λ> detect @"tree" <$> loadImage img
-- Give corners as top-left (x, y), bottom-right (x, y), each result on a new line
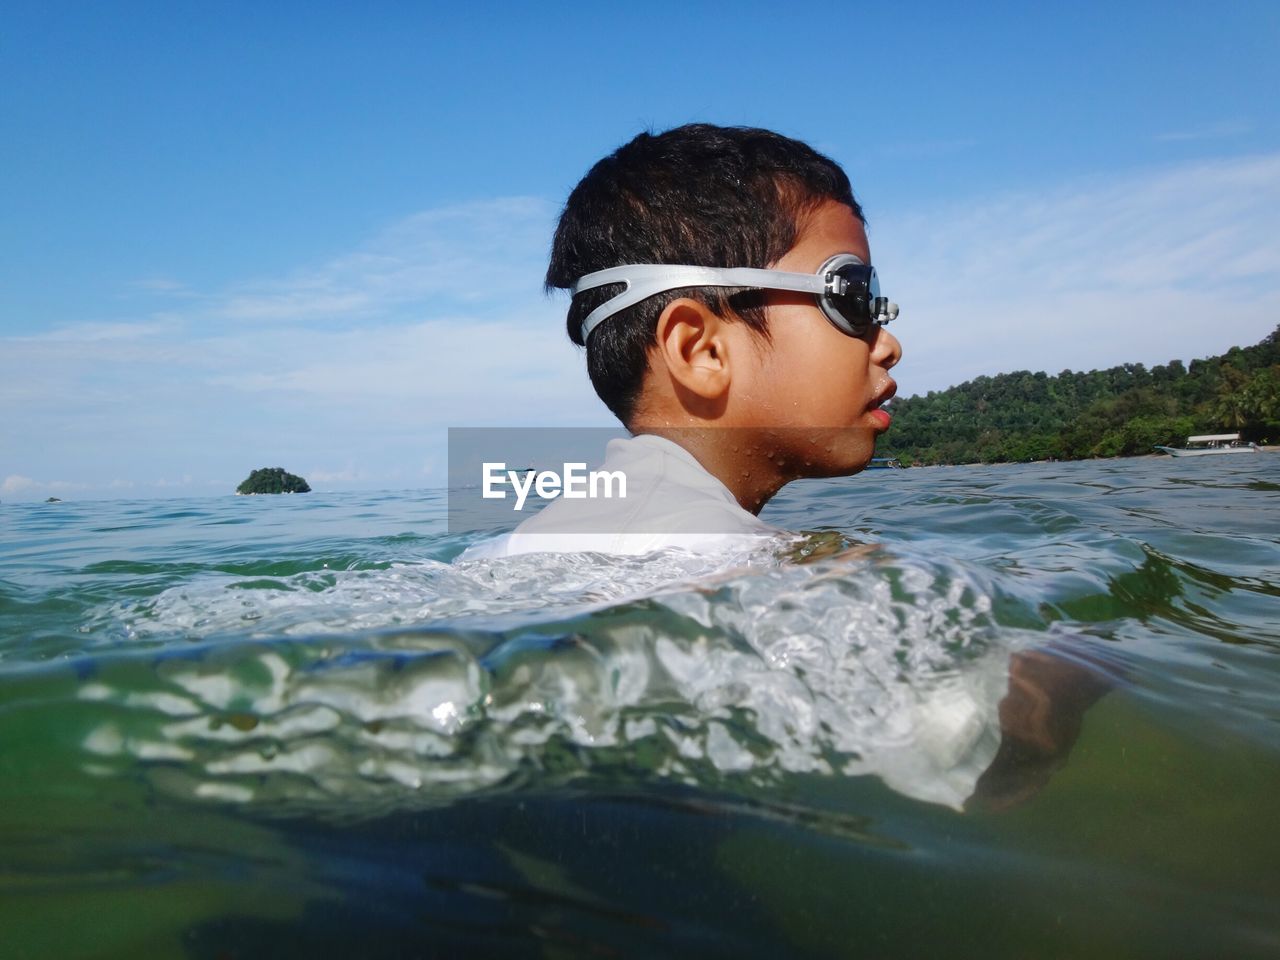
top-left (236, 467), bottom-right (311, 495)
top-left (1209, 367), bottom-right (1251, 431)
top-left (879, 326), bottom-right (1278, 464)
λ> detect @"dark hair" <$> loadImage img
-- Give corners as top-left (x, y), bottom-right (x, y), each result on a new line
top-left (546, 123), bottom-right (863, 425)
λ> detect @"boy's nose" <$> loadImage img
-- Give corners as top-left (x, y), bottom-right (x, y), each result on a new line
top-left (870, 327), bottom-right (902, 371)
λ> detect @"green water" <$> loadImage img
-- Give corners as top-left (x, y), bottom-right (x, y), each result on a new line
top-left (1, 456), bottom-right (1278, 958)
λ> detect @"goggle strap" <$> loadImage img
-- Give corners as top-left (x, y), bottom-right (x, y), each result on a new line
top-left (574, 265), bottom-right (826, 341)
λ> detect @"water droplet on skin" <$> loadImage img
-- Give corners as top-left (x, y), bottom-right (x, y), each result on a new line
top-left (227, 712), bottom-right (259, 732)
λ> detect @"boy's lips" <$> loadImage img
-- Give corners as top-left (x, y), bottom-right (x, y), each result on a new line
top-left (867, 379), bottom-right (897, 430)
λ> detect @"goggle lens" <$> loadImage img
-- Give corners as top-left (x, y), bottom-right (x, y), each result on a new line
top-left (821, 257), bottom-right (891, 336)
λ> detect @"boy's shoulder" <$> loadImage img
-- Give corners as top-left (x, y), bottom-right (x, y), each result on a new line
top-left (466, 434), bottom-right (777, 559)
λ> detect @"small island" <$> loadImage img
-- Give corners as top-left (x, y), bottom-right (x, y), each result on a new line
top-left (236, 467), bottom-right (311, 495)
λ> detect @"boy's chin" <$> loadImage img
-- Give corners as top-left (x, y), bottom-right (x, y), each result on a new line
top-left (664, 425), bottom-right (882, 478)
top-left (772, 426), bottom-right (881, 479)
top-left (788, 427), bottom-right (880, 478)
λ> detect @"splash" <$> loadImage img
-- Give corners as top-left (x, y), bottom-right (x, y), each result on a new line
top-left (76, 542), bottom-right (1027, 814)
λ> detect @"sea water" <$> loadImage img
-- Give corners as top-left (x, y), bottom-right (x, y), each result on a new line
top-left (1, 455), bottom-right (1278, 958)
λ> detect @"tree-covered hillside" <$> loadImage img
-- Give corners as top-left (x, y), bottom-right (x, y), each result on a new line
top-left (885, 326), bottom-right (1280, 465)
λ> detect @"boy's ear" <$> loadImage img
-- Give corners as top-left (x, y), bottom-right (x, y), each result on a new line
top-left (654, 298), bottom-right (732, 400)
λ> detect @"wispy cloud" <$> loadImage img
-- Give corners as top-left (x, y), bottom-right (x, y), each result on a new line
top-left (0, 196), bottom-right (598, 497)
top-left (12, 318), bottom-right (182, 343)
top-left (1154, 119), bottom-right (1253, 143)
top-left (1, 474), bottom-right (89, 496)
top-left (213, 197), bottom-right (555, 324)
top-left (307, 465), bottom-right (375, 485)
top-left (203, 314), bottom-right (586, 410)
top-left (127, 276), bottom-right (197, 296)
top-left (874, 152), bottom-right (1280, 394)
top-left (1, 475), bottom-right (37, 496)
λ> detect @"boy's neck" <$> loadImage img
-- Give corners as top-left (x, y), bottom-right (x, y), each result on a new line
top-left (633, 425), bottom-right (790, 515)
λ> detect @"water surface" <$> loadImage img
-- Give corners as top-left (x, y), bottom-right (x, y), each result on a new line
top-left (2, 455), bottom-right (1278, 958)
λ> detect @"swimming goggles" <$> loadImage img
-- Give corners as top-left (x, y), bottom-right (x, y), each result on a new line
top-left (571, 253), bottom-right (899, 342)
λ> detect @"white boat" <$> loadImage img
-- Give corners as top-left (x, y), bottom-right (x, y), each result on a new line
top-left (1154, 433), bottom-right (1260, 457)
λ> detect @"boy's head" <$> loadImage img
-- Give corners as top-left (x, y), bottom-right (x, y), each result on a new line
top-left (547, 124), bottom-right (866, 425)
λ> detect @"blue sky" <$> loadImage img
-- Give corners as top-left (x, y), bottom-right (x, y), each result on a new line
top-left (2, 1), bottom-right (1278, 499)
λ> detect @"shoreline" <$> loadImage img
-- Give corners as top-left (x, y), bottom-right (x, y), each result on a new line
top-left (896, 446), bottom-right (1275, 469)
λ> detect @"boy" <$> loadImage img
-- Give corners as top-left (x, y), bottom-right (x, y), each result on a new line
top-left (465, 125), bottom-right (1104, 811)
top-left (475, 123), bottom-right (902, 557)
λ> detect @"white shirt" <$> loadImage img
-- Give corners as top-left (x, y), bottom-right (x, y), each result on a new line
top-left (463, 433), bottom-right (779, 558)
